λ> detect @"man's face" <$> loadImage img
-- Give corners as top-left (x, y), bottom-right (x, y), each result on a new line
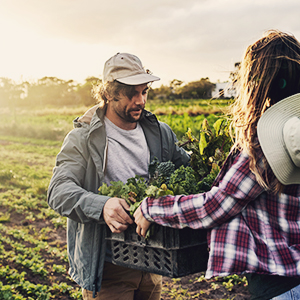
top-left (107, 83), bottom-right (149, 126)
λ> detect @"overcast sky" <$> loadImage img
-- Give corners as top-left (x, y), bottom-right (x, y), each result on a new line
top-left (1, 0), bottom-right (300, 87)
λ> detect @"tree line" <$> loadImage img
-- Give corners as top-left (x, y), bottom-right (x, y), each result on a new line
top-left (0, 76), bottom-right (223, 108)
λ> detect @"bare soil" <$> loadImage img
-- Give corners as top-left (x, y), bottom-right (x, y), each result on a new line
top-left (162, 273), bottom-right (251, 299)
top-left (2, 207), bottom-right (251, 299)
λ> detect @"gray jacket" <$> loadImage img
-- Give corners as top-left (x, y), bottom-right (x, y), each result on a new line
top-left (47, 107), bottom-right (190, 295)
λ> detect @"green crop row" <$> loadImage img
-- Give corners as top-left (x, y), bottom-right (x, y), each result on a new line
top-left (0, 133), bottom-right (79, 299)
top-left (0, 105), bottom-right (250, 299)
top-left (0, 215), bottom-right (79, 299)
top-left (0, 100), bottom-right (229, 141)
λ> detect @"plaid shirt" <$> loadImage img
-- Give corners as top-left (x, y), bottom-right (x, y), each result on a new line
top-left (141, 148), bottom-right (300, 279)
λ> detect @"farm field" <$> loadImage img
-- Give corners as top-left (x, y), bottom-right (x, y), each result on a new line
top-left (0, 101), bottom-right (251, 299)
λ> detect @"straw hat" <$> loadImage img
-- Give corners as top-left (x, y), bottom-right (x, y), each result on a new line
top-left (257, 93), bottom-right (300, 185)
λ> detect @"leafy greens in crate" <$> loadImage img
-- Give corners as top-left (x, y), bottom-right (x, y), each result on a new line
top-left (98, 118), bottom-right (233, 217)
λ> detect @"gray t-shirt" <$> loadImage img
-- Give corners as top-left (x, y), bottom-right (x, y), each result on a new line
top-left (103, 116), bottom-right (150, 184)
top-left (103, 117), bottom-right (150, 262)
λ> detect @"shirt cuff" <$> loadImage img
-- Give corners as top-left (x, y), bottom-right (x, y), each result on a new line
top-left (140, 197), bottom-right (155, 222)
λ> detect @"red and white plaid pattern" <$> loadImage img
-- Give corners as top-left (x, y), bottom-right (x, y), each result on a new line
top-left (141, 149), bottom-right (300, 279)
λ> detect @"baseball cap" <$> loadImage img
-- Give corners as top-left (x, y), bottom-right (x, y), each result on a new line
top-left (103, 53), bottom-right (160, 85)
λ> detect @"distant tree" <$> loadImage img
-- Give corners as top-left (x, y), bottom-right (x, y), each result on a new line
top-left (76, 76), bottom-right (101, 106)
top-left (26, 77), bottom-right (79, 106)
top-left (178, 78), bottom-right (215, 99)
top-left (0, 78), bottom-right (24, 108)
top-left (149, 79), bottom-right (184, 100)
top-left (229, 62), bottom-right (241, 83)
top-left (151, 84), bottom-right (172, 100)
top-left (170, 79), bottom-right (183, 98)
top-left (147, 87), bottom-right (156, 100)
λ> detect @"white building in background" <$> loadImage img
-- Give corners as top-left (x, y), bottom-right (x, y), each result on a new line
top-left (212, 82), bottom-right (237, 98)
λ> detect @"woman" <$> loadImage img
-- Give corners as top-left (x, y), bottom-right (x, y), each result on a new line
top-left (134, 30), bottom-right (300, 300)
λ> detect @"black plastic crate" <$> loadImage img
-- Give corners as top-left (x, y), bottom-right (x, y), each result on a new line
top-left (106, 224), bottom-right (209, 277)
top-left (107, 224), bottom-right (207, 250)
top-left (109, 240), bottom-right (209, 278)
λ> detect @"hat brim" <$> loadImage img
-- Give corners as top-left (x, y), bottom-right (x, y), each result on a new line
top-left (116, 73), bottom-right (160, 85)
top-left (257, 93), bottom-right (300, 185)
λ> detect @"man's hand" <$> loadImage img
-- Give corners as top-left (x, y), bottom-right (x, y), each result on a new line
top-left (134, 206), bottom-right (152, 237)
top-left (103, 197), bottom-right (133, 233)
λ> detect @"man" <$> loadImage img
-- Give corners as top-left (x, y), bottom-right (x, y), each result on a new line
top-left (47, 52), bottom-right (190, 299)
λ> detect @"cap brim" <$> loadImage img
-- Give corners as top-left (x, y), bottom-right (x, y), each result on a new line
top-left (116, 73), bottom-right (160, 85)
top-left (257, 93), bottom-right (300, 185)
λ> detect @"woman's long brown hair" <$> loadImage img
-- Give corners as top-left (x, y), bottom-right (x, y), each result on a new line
top-left (230, 30), bottom-right (300, 192)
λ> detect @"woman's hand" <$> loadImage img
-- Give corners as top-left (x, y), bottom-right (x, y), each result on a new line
top-left (134, 206), bottom-right (152, 237)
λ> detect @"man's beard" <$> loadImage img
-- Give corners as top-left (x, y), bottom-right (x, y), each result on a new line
top-left (118, 107), bottom-right (145, 123)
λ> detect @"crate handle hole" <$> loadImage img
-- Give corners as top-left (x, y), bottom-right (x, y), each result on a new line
top-left (164, 258), bottom-right (171, 265)
top-left (153, 249), bottom-right (160, 255)
top-left (154, 262), bottom-right (161, 269)
top-left (163, 250), bottom-right (171, 257)
top-left (164, 264), bottom-right (171, 272)
top-left (154, 255), bottom-right (160, 262)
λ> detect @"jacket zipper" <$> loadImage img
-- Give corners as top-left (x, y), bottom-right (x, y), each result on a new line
top-left (92, 282), bottom-right (97, 298)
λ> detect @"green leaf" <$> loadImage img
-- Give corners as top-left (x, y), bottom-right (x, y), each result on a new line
top-left (213, 119), bottom-right (223, 136)
top-left (129, 202), bottom-right (141, 215)
top-left (145, 185), bottom-right (159, 197)
top-left (156, 188), bottom-right (173, 197)
top-left (199, 132), bottom-right (207, 155)
top-left (98, 183), bottom-right (110, 195)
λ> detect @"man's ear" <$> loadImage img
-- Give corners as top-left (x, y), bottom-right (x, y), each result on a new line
top-left (105, 92), bottom-right (114, 102)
